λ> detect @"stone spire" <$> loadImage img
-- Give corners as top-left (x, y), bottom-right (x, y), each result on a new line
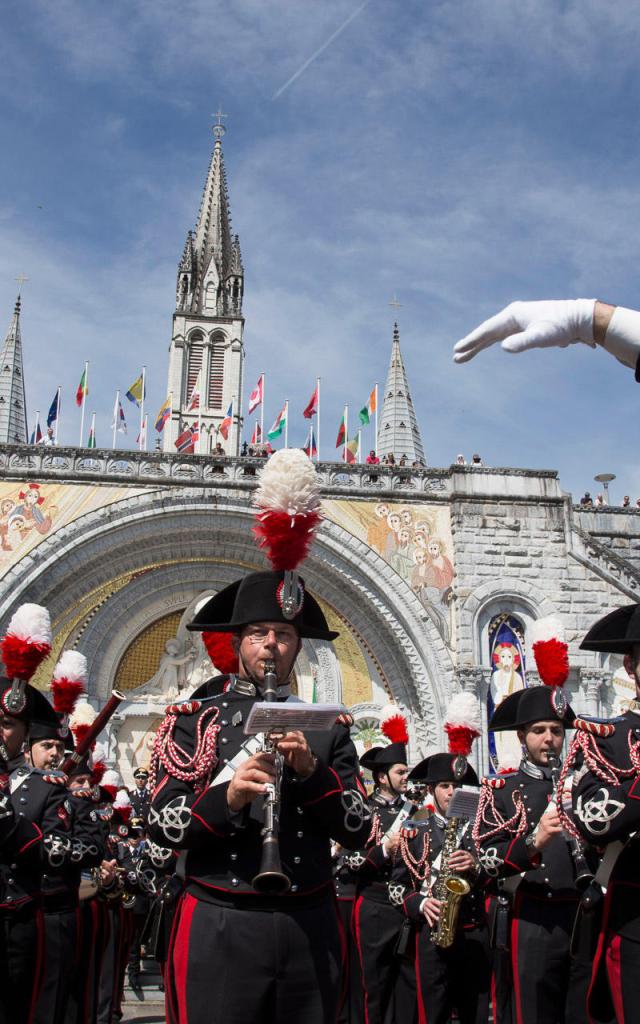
top-left (175, 121), bottom-right (243, 317)
top-left (377, 322), bottom-right (425, 464)
top-left (0, 295), bottom-right (28, 445)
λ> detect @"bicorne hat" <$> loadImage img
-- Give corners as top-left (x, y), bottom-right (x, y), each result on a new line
top-left (360, 707), bottom-right (409, 771)
top-left (580, 604), bottom-right (640, 655)
top-left (409, 753), bottom-right (479, 786)
top-left (489, 686), bottom-right (575, 731)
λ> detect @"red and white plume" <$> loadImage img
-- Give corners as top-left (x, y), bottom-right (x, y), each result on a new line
top-left (69, 699), bottom-right (96, 748)
top-left (444, 692), bottom-right (481, 756)
top-left (202, 632), bottom-right (239, 676)
top-left (530, 616), bottom-right (569, 689)
top-left (91, 760), bottom-right (107, 786)
top-left (101, 769), bottom-right (121, 801)
top-left (51, 651), bottom-right (87, 717)
top-left (380, 704), bottom-right (409, 746)
top-left (252, 449), bottom-right (322, 571)
top-left (1, 603), bottom-right (52, 680)
top-left (497, 749), bottom-right (521, 775)
top-left (113, 789), bottom-right (132, 824)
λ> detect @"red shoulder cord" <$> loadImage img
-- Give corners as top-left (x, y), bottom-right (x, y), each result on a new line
top-left (471, 783), bottom-right (528, 848)
top-left (150, 704), bottom-right (221, 793)
top-left (557, 728), bottom-right (640, 841)
top-left (398, 829), bottom-right (431, 886)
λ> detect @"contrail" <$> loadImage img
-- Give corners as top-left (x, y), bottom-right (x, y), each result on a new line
top-left (273, 0), bottom-right (372, 100)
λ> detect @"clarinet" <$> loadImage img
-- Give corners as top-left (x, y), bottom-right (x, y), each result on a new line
top-left (547, 753), bottom-right (594, 892)
top-left (251, 659), bottom-right (291, 894)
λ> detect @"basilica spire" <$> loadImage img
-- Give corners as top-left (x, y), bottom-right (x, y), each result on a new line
top-left (377, 322), bottom-right (426, 465)
top-left (176, 112), bottom-right (243, 317)
top-left (0, 294), bottom-right (28, 445)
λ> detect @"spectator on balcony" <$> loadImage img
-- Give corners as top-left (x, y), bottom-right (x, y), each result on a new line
top-left (214, 442), bottom-right (225, 457)
top-left (623, 495), bottom-right (631, 507)
top-left (471, 453), bottom-right (484, 466)
top-left (455, 453), bottom-right (466, 465)
top-left (580, 492), bottom-right (593, 506)
top-left (366, 450), bottom-right (380, 465)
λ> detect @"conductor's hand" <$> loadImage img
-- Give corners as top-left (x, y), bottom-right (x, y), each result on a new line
top-left (422, 897), bottom-right (443, 928)
top-left (453, 299), bottom-right (596, 363)
top-left (448, 849), bottom-right (476, 873)
top-left (100, 859), bottom-right (118, 885)
top-left (274, 731), bottom-right (317, 779)
top-left (227, 752), bottom-right (276, 812)
top-left (533, 808), bottom-right (563, 851)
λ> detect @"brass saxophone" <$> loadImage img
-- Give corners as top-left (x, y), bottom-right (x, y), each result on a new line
top-left (431, 817), bottom-right (471, 949)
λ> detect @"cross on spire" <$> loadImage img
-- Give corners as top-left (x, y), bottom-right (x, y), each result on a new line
top-left (389, 293), bottom-right (402, 313)
top-left (15, 273), bottom-right (29, 292)
top-left (212, 106), bottom-right (228, 140)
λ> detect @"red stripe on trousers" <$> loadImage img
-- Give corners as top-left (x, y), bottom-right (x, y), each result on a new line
top-left (333, 896), bottom-right (348, 1018)
top-left (172, 892), bottom-right (198, 1024)
top-left (27, 908), bottom-right (45, 1024)
top-left (605, 933), bottom-right (625, 1024)
top-left (415, 930), bottom-right (427, 1024)
top-left (353, 895), bottom-right (371, 1024)
top-left (510, 892), bottom-right (523, 1024)
top-left (586, 881), bottom-right (613, 1024)
top-left (165, 892), bottom-right (187, 1024)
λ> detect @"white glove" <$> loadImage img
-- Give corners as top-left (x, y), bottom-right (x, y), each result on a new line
top-left (453, 299), bottom-right (596, 363)
top-left (601, 306), bottom-right (640, 370)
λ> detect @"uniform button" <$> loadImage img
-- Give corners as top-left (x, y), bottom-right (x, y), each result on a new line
top-left (291, 885), bottom-right (298, 892)
top-left (544, 878), bottom-right (550, 883)
top-left (294, 857), bottom-right (301, 865)
top-left (19, 798), bottom-right (27, 805)
top-left (547, 893), bottom-right (552, 899)
top-left (221, 720), bottom-right (228, 727)
top-left (221, 738), bottom-right (228, 745)
top-left (42, 874), bottom-right (48, 881)
top-left (8, 878), bottom-right (14, 885)
top-left (230, 854), bottom-right (237, 862)
top-left (297, 807), bottom-right (303, 815)
top-left (231, 878), bottom-right (239, 887)
top-left (10, 864), bottom-right (16, 870)
top-left (6, 896), bottom-right (12, 903)
top-left (18, 812), bottom-right (24, 817)
top-left (297, 831), bottom-right (304, 839)
top-left (222, 702), bottom-right (228, 709)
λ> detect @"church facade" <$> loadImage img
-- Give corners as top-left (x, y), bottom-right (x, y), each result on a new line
top-left (0, 127), bottom-right (638, 783)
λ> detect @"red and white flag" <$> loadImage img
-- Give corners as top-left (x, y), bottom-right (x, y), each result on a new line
top-left (251, 422), bottom-right (262, 444)
top-left (219, 401), bottom-right (233, 441)
top-left (248, 375), bottom-right (263, 415)
top-left (186, 368), bottom-right (202, 413)
top-left (303, 383), bottom-right (319, 419)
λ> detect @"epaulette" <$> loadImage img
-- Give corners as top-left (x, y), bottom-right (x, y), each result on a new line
top-left (42, 772), bottom-right (69, 786)
top-left (336, 712), bottom-right (354, 727)
top-left (165, 700), bottom-right (202, 715)
top-left (481, 776), bottom-right (505, 789)
top-left (573, 717), bottom-right (616, 738)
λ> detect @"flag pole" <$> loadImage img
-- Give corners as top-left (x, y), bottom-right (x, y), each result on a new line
top-left (374, 382), bottom-right (378, 455)
top-left (344, 404), bottom-right (348, 463)
top-left (316, 377), bottom-right (321, 463)
top-left (167, 391), bottom-right (173, 450)
top-left (79, 361), bottom-right (89, 448)
top-left (139, 367), bottom-right (146, 452)
top-left (112, 390), bottom-right (120, 450)
top-left (32, 410), bottom-right (40, 444)
top-left (144, 414), bottom-right (148, 452)
top-left (54, 386), bottom-right (61, 445)
top-left (260, 372), bottom-right (265, 444)
top-left (284, 400), bottom-right (289, 449)
top-left (358, 429), bottom-right (362, 463)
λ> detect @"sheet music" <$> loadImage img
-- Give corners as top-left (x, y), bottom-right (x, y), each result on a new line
top-left (243, 702), bottom-right (346, 736)
top-left (446, 785), bottom-right (480, 821)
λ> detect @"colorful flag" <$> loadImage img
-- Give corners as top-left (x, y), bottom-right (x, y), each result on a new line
top-left (47, 391), bottom-right (59, 428)
top-left (303, 424), bottom-right (317, 459)
top-left (267, 403), bottom-right (287, 441)
top-left (126, 372), bottom-right (145, 407)
top-left (219, 401), bottom-right (233, 441)
top-left (112, 398), bottom-right (127, 435)
top-left (344, 436), bottom-right (358, 464)
top-left (359, 386), bottom-right (377, 426)
top-left (155, 396), bottom-right (171, 433)
top-left (248, 375), bottom-right (263, 415)
top-left (303, 383), bottom-right (319, 419)
top-left (87, 424), bottom-right (96, 449)
top-left (175, 424), bottom-right (197, 454)
top-left (251, 422), bottom-right (262, 445)
top-left (335, 413), bottom-right (346, 448)
top-left (75, 367), bottom-right (88, 407)
top-left (186, 368), bottom-right (202, 413)
top-left (29, 422), bottom-right (43, 445)
top-left (136, 415), bottom-right (147, 449)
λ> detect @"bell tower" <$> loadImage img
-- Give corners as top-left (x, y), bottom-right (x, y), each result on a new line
top-left (165, 113), bottom-right (244, 454)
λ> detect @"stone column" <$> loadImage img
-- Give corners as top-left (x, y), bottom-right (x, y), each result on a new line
top-left (579, 669), bottom-right (609, 717)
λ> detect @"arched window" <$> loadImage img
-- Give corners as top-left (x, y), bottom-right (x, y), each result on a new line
top-left (208, 333), bottom-right (225, 409)
top-left (204, 282), bottom-right (216, 311)
top-left (487, 612), bottom-right (527, 773)
top-left (187, 331), bottom-right (204, 405)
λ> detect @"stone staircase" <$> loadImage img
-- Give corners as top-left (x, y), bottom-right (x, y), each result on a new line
top-left (122, 955), bottom-right (165, 1022)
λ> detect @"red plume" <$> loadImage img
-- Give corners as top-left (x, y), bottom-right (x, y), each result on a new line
top-left (51, 651), bottom-right (87, 715)
top-left (444, 693), bottom-right (481, 757)
top-left (71, 723), bottom-right (92, 746)
top-left (532, 638), bottom-right (569, 688)
top-left (444, 724), bottom-right (477, 756)
top-left (253, 509), bottom-right (321, 571)
top-left (252, 449), bottom-right (323, 571)
top-left (202, 632), bottom-right (239, 675)
top-left (380, 707), bottom-right (409, 745)
top-left (1, 604), bottom-right (52, 680)
top-left (91, 760), bottom-right (107, 785)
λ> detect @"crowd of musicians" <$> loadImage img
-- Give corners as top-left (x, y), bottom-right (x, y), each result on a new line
top-left (3, 448), bottom-right (640, 1023)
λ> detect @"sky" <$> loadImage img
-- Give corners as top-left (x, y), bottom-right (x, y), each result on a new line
top-left (2, 0), bottom-right (640, 502)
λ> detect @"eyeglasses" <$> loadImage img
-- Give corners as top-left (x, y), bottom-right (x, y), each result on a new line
top-left (244, 627), bottom-right (297, 647)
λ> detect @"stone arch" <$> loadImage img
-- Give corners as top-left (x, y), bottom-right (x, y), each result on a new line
top-left (0, 488), bottom-right (455, 755)
top-left (460, 577), bottom-right (558, 665)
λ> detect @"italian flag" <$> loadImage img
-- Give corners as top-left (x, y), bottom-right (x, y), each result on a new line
top-left (359, 385), bottom-right (377, 426)
top-left (87, 414), bottom-right (96, 449)
top-left (76, 367), bottom-right (88, 407)
top-left (335, 412), bottom-right (346, 448)
top-left (267, 402), bottom-right (287, 441)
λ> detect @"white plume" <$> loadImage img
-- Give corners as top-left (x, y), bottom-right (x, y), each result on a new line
top-left (69, 699), bottom-right (96, 730)
top-left (445, 692), bottom-right (482, 732)
top-left (530, 616), bottom-right (565, 645)
top-left (101, 769), bottom-right (121, 789)
top-left (6, 603), bottom-right (51, 645)
top-left (254, 449), bottom-right (321, 516)
top-left (498, 749), bottom-right (522, 772)
top-left (380, 703), bottom-right (405, 724)
top-left (53, 650), bottom-right (88, 684)
top-left (114, 789), bottom-right (131, 809)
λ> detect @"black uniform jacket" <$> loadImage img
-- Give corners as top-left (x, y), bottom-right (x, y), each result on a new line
top-left (0, 763), bottom-right (74, 910)
top-left (391, 812), bottom-right (486, 930)
top-left (148, 677), bottom-right (371, 903)
top-left (130, 788), bottom-right (151, 821)
top-left (570, 710), bottom-right (640, 939)
top-left (40, 788), bottom-right (107, 912)
top-left (343, 792), bottom-right (417, 905)
top-left (474, 761), bottom-right (581, 898)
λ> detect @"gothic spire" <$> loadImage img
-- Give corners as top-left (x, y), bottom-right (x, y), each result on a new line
top-left (176, 119), bottom-right (243, 317)
top-left (377, 322), bottom-right (426, 465)
top-left (0, 295), bottom-right (28, 444)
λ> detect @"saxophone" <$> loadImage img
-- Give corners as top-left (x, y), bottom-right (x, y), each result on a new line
top-left (431, 817), bottom-right (471, 949)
